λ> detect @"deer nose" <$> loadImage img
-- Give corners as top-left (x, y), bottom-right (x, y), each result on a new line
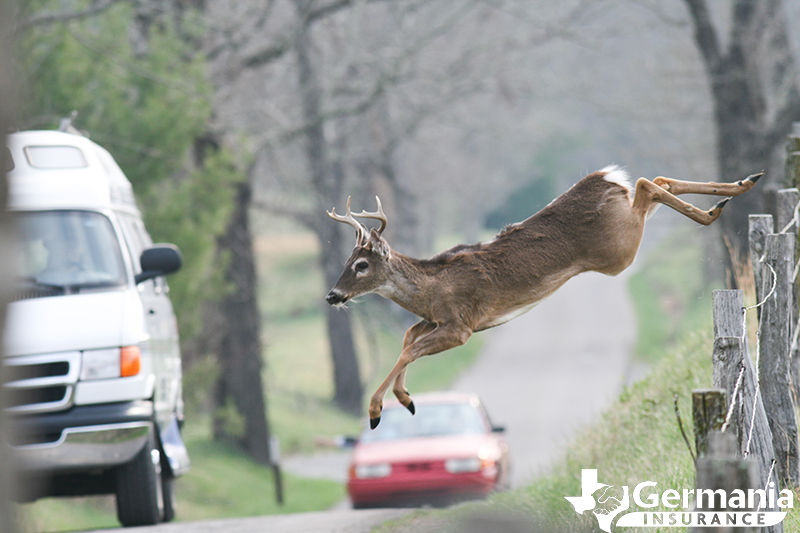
top-left (326, 289), bottom-right (347, 305)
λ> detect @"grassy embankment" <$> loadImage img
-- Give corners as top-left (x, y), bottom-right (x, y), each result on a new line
top-left (16, 226), bottom-right (483, 531)
top-left (375, 227), bottom-right (800, 532)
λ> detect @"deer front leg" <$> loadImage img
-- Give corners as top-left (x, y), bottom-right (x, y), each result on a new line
top-left (391, 320), bottom-right (437, 415)
top-left (369, 322), bottom-right (472, 429)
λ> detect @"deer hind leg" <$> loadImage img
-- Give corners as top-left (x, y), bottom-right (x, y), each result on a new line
top-left (391, 321), bottom-right (437, 416)
top-left (632, 173), bottom-right (760, 226)
top-left (652, 172), bottom-right (762, 197)
top-left (369, 322), bottom-right (471, 429)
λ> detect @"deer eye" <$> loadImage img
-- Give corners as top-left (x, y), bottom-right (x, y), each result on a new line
top-left (354, 260), bottom-right (369, 274)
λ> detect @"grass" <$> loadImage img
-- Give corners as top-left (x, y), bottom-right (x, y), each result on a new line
top-left (627, 228), bottom-right (715, 363)
top-left (16, 420), bottom-right (345, 532)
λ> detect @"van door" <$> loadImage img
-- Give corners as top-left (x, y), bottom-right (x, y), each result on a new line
top-left (116, 213), bottom-right (182, 429)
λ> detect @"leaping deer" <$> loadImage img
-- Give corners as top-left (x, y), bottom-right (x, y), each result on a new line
top-left (326, 166), bottom-right (761, 428)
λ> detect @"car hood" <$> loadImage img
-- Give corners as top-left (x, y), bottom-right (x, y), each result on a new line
top-left (352, 433), bottom-right (501, 464)
top-left (3, 290), bottom-right (146, 356)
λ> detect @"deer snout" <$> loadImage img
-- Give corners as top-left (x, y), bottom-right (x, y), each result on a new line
top-left (326, 289), bottom-right (349, 306)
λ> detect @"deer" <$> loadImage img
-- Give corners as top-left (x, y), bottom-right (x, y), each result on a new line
top-left (325, 166), bottom-right (762, 429)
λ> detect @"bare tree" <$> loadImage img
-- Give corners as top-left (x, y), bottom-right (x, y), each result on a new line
top-left (211, 178), bottom-right (273, 462)
top-left (683, 0), bottom-right (800, 265)
top-left (206, 0), bottom-right (505, 414)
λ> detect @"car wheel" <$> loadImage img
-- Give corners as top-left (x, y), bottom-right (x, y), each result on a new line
top-left (115, 428), bottom-right (163, 527)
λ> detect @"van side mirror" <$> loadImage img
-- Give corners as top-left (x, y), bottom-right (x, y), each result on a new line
top-left (135, 244), bottom-right (182, 284)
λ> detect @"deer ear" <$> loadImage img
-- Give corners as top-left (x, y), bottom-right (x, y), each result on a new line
top-left (367, 228), bottom-right (390, 257)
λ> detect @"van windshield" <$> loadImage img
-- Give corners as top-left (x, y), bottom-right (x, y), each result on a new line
top-left (15, 211), bottom-right (126, 294)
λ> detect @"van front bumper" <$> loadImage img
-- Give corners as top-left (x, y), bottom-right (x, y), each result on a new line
top-left (9, 400), bottom-right (153, 472)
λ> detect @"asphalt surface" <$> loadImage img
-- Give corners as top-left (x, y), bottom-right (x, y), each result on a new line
top-left (88, 509), bottom-right (410, 533)
top-left (451, 269), bottom-right (639, 487)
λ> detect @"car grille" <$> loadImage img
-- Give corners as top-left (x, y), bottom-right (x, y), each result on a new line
top-left (401, 462), bottom-right (436, 473)
top-left (3, 352), bottom-right (80, 414)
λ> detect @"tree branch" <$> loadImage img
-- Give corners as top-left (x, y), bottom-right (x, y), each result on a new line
top-left (251, 199), bottom-right (316, 230)
top-left (16, 0), bottom-right (131, 31)
top-left (682, 0), bottom-right (722, 74)
top-left (237, 0), bottom-right (394, 71)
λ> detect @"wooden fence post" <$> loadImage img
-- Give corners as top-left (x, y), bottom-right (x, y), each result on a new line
top-left (784, 130), bottom-right (800, 406)
top-left (711, 290), bottom-right (775, 491)
top-left (749, 215), bottom-right (773, 319)
top-left (692, 389), bottom-right (727, 457)
top-left (693, 431), bottom-right (760, 533)
top-left (760, 233), bottom-right (800, 488)
top-left (785, 124), bottom-right (800, 192)
top-left (775, 189), bottom-right (798, 233)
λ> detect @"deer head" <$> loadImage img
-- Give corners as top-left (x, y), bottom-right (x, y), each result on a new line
top-left (325, 196), bottom-right (391, 306)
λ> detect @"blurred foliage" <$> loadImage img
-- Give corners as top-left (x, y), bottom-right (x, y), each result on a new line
top-left (484, 134), bottom-right (585, 230)
top-left (16, 0), bottom-right (240, 350)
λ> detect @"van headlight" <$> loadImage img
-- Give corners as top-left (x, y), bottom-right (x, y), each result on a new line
top-left (354, 463), bottom-right (392, 479)
top-left (445, 457), bottom-right (483, 474)
top-left (81, 346), bottom-right (141, 380)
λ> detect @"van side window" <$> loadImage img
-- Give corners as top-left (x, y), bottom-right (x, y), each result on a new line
top-left (118, 213), bottom-right (167, 292)
top-left (117, 214), bottom-right (152, 275)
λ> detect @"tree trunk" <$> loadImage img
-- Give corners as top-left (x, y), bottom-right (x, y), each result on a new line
top-left (684, 0), bottom-right (800, 276)
top-left (295, 3), bottom-right (364, 415)
top-left (212, 181), bottom-right (272, 464)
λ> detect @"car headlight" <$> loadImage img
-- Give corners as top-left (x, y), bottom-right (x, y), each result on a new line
top-left (354, 463), bottom-right (392, 479)
top-left (80, 346), bottom-right (141, 380)
top-left (445, 457), bottom-right (483, 474)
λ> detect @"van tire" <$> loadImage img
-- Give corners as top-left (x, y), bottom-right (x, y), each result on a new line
top-left (115, 428), bottom-right (163, 527)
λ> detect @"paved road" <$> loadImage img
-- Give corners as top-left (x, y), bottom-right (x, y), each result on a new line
top-left (88, 509), bottom-right (410, 533)
top-left (451, 270), bottom-right (638, 488)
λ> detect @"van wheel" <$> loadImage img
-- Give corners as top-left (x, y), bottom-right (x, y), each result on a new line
top-left (115, 429), bottom-right (163, 527)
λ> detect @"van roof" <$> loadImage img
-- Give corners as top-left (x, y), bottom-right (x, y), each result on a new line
top-left (5, 130), bottom-right (139, 213)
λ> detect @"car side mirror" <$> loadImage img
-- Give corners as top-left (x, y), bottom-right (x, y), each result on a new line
top-left (491, 425), bottom-right (506, 434)
top-left (341, 436), bottom-right (358, 448)
top-left (135, 244), bottom-right (182, 284)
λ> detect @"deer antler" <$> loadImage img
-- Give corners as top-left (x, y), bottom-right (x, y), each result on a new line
top-left (327, 196), bottom-right (368, 245)
top-left (352, 196), bottom-right (387, 235)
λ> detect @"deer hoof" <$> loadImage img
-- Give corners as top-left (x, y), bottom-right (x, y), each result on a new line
top-left (370, 416), bottom-right (381, 430)
top-left (711, 197), bottom-right (731, 213)
top-left (406, 400), bottom-right (416, 415)
top-left (744, 172), bottom-right (764, 184)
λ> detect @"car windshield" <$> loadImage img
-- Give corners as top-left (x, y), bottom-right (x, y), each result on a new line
top-left (15, 210), bottom-right (126, 292)
top-left (360, 402), bottom-right (487, 443)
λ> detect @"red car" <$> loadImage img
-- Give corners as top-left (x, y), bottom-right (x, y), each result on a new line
top-left (347, 392), bottom-right (511, 508)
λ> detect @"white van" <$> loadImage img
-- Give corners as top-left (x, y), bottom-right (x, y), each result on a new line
top-left (2, 130), bottom-right (189, 526)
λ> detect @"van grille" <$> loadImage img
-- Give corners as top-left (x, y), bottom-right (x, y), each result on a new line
top-left (7, 385), bottom-right (69, 408)
top-left (3, 352), bottom-right (80, 414)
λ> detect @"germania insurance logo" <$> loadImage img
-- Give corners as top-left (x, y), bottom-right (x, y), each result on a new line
top-left (565, 469), bottom-right (793, 532)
